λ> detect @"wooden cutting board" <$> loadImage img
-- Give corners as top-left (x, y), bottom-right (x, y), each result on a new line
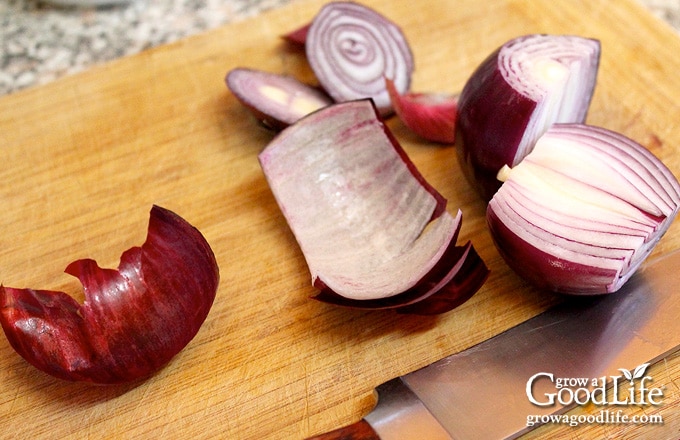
top-left (2, 0), bottom-right (680, 438)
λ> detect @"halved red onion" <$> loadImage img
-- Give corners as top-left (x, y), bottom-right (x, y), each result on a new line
top-left (305, 1), bottom-right (414, 116)
top-left (259, 99), bottom-right (488, 314)
top-left (487, 124), bottom-right (680, 295)
top-left (385, 77), bottom-right (458, 144)
top-left (457, 34), bottom-right (601, 200)
top-left (226, 67), bottom-right (333, 130)
top-left (0, 206), bottom-right (219, 384)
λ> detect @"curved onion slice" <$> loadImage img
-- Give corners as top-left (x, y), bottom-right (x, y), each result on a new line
top-left (259, 99), bottom-right (488, 314)
top-left (305, 1), bottom-right (414, 116)
top-left (457, 34), bottom-right (600, 200)
top-left (487, 124), bottom-right (680, 295)
top-left (0, 206), bottom-right (219, 384)
top-left (226, 68), bottom-right (333, 130)
top-left (385, 77), bottom-right (458, 144)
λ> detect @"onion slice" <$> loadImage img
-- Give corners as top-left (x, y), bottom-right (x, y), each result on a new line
top-left (487, 124), bottom-right (680, 295)
top-left (305, 1), bottom-right (414, 116)
top-left (385, 77), bottom-right (458, 144)
top-left (0, 206), bottom-right (220, 384)
top-left (226, 67), bottom-right (333, 130)
top-left (457, 34), bottom-right (601, 200)
top-left (259, 99), bottom-right (488, 313)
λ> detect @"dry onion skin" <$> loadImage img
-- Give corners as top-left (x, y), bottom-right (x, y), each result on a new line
top-left (488, 124), bottom-right (680, 295)
top-left (305, 1), bottom-right (414, 116)
top-left (457, 34), bottom-right (601, 200)
top-left (259, 99), bottom-right (488, 314)
top-left (0, 206), bottom-right (219, 384)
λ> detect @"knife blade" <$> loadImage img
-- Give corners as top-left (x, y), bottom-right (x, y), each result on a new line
top-left (308, 250), bottom-right (680, 440)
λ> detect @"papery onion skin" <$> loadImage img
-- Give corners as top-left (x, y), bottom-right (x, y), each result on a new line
top-left (0, 206), bottom-right (219, 384)
top-left (305, 1), bottom-right (414, 116)
top-left (385, 77), bottom-right (458, 144)
top-left (487, 124), bottom-right (680, 295)
top-left (259, 99), bottom-right (487, 313)
top-left (226, 67), bottom-right (333, 130)
top-left (457, 34), bottom-right (600, 201)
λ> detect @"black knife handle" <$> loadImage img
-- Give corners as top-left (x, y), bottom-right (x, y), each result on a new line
top-left (306, 419), bottom-right (380, 440)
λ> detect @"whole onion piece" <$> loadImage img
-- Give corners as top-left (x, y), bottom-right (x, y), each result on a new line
top-left (487, 124), bottom-right (680, 295)
top-left (0, 206), bottom-right (219, 384)
top-left (259, 99), bottom-right (488, 314)
top-left (457, 34), bottom-right (600, 200)
top-left (305, 1), bottom-right (414, 116)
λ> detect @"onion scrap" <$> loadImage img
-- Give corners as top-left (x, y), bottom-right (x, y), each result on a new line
top-left (259, 99), bottom-right (488, 314)
top-left (0, 206), bottom-right (219, 384)
top-left (385, 77), bottom-right (458, 144)
top-left (226, 68), bottom-right (333, 130)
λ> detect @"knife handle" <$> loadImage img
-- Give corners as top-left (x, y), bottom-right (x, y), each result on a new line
top-left (306, 419), bottom-right (380, 440)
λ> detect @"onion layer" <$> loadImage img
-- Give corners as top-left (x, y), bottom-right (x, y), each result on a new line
top-left (487, 124), bottom-right (680, 295)
top-left (0, 206), bottom-right (219, 384)
top-left (259, 99), bottom-right (488, 314)
top-left (457, 34), bottom-right (600, 200)
top-left (226, 67), bottom-right (333, 130)
top-left (385, 77), bottom-right (458, 144)
top-left (305, 1), bottom-right (414, 116)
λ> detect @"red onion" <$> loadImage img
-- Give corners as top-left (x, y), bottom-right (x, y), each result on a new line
top-left (282, 24), bottom-right (309, 47)
top-left (0, 206), bottom-right (219, 384)
top-left (259, 99), bottom-right (488, 314)
top-left (385, 77), bottom-right (458, 144)
top-left (305, 1), bottom-right (414, 116)
top-left (226, 68), bottom-right (333, 130)
top-left (457, 34), bottom-right (601, 200)
top-left (487, 124), bottom-right (680, 295)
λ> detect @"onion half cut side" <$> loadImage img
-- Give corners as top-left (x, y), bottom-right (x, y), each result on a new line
top-left (457, 34), bottom-right (601, 200)
top-left (305, 1), bottom-right (414, 116)
top-left (0, 206), bottom-right (220, 384)
top-left (259, 99), bottom-right (488, 314)
top-left (226, 68), bottom-right (333, 130)
top-left (487, 124), bottom-right (680, 295)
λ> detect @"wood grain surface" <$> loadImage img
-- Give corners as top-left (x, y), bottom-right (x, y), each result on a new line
top-left (1, 0), bottom-right (680, 438)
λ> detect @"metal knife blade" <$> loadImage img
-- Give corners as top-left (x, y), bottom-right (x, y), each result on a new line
top-left (308, 250), bottom-right (680, 440)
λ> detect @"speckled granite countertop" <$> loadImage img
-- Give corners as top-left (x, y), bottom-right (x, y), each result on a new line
top-left (1, 0), bottom-right (679, 96)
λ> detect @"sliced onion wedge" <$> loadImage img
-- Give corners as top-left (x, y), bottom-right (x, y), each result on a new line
top-left (259, 99), bottom-right (488, 314)
top-left (457, 34), bottom-right (601, 200)
top-left (305, 1), bottom-right (414, 116)
top-left (487, 124), bottom-right (680, 295)
top-left (0, 206), bottom-right (219, 384)
top-left (226, 67), bottom-right (333, 130)
top-left (385, 77), bottom-right (458, 144)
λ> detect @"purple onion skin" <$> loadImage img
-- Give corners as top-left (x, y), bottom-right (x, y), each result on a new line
top-left (313, 241), bottom-right (489, 314)
top-left (0, 206), bottom-right (219, 384)
top-left (487, 207), bottom-right (617, 295)
top-left (456, 47), bottom-right (537, 201)
top-left (395, 243), bottom-right (489, 315)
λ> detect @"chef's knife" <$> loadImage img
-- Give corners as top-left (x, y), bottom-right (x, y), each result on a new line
top-left (308, 250), bottom-right (680, 439)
